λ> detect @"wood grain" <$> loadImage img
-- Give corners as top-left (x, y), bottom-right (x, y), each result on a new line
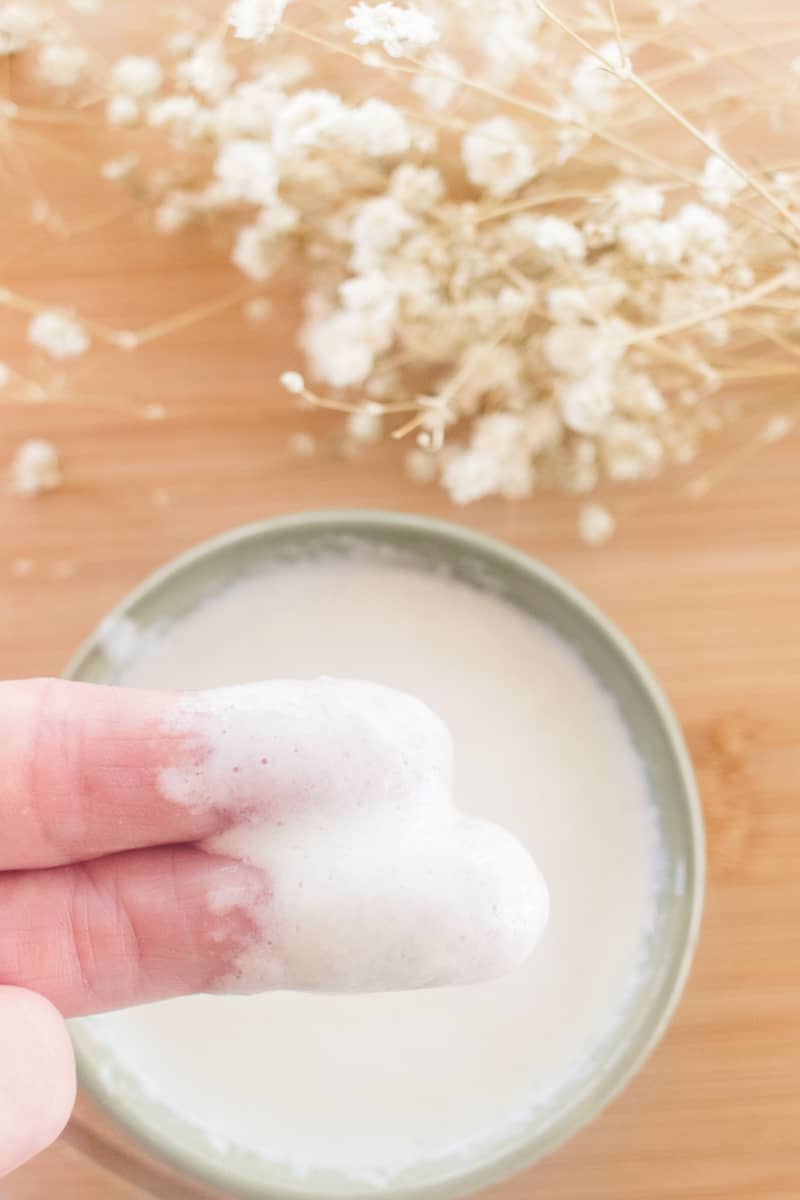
top-left (2, 12), bottom-right (800, 1199)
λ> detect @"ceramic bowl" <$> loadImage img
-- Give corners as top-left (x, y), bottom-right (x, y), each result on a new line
top-left (66, 510), bottom-right (704, 1200)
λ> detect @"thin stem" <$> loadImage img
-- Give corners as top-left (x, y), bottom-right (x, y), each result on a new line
top-left (644, 26), bottom-right (800, 88)
top-left (607, 0), bottom-right (625, 64)
top-left (536, 0), bottom-right (800, 241)
top-left (632, 73), bottom-right (800, 238)
top-left (684, 428), bottom-right (790, 499)
top-left (474, 188), bottom-right (604, 226)
top-left (130, 284), bottom-right (259, 347)
top-left (625, 269), bottom-right (794, 347)
top-left (0, 287), bottom-right (122, 341)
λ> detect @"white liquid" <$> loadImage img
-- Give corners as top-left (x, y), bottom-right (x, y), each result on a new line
top-left (84, 556), bottom-right (657, 1180)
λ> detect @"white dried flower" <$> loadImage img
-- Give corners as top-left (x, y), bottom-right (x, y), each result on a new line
top-left (544, 324), bottom-right (608, 376)
top-left (405, 447), bottom-right (438, 483)
top-left (211, 77), bottom-right (283, 140)
top-left (28, 309), bottom-right (90, 359)
top-left (525, 405), bottom-right (562, 452)
top-left (411, 125), bottom-right (439, 155)
top-left (658, 280), bottom-right (729, 326)
top-left (100, 153), bottom-right (138, 180)
top-left (528, 215), bottom-right (585, 262)
top-left (483, 5), bottom-right (542, 85)
top-left (389, 163), bottom-right (444, 210)
top-left (578, 503), bottom-right (615, 545)
top-left (341, 99), bottom-right (410, 157)
top-left (304, 310), bottom-right (385, 388)
top-left (615, 371), bottom-right (666, 416)
top-left (232, 202), bottom-right (298, 278)
top-left (619, 217), bottom-right (686, 267)
top-left (462, 116), bottom-right (537, 198)
top-left (443, 412), bottom-right (534, 504)
top-left (652, 0), bottom-right (700, 23)
top-left (106, 94), bottom-right (140, 127)
top-left (0, 2), bottom-right (38, 55)
top-left (570, 41), bottom-right (628, 113)
top-left (111, 55), bottom-right (163, 98)
top-left (346, 2), bottom-right (439, 59)
top-left (457, 344), bottom-right (521, 413)
top-left (556, 123), bottom-right (591, 165)
top-left (148, 95), bottom-right (205, 141)
top-left (178, 41), bottom-right (235, 101)
top-left (166, 30), bottom-right (196, 57)
top-left (730, 263), bottom-right (755, 289)
top-left (546, 286), bottom-right (591, 323)
top-left (349, 195), bottom-right (415, 271)
top-left (227, 0), bottom-right (291, 41)
top-left (473, 410), bottom-right (527, 457)
top-left (243, 297), bottom-right (273, 323)
top-left (272, 89), bottom-right (346, 156)
top-left (603, 417), bottom-right (664, 481)
top-left (609, 182), bottom-right (665, 222)
top-left (760, 414), bottom-right (794, 444)
top-left (442, 448), bottom-right (499, 505)
top-left (2, 0), bottom-right (789, 534)
top-left (281, 370), bottom-right (305, 394)
top-left (259, 53), bottom-right (311, 88)
top-left (339, 272), bottom-right (397, 327)
top-left (675, 203), bottom-right (730, 260)
top-left (37, 42), bottom-right (89, 86)
top-left (232, 226), bottom-right (272, 278)
top-left (346, 407), bottom-right (383, 443)
top-left (410, 51), bottom-right (460, 110)
top-left (559, 369), bottom-right (613, 434)
top-left (700, 154), bottom-right (746, 208)
top-left (154, 195), bottom-right (193, 234)
top-left (9, 439), bottom-right (62, 497)
top-left (214, 139), bottom-right (278, 205)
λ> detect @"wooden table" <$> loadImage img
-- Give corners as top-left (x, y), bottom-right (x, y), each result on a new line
top-left (2, 32), bottom-right (800, 1200)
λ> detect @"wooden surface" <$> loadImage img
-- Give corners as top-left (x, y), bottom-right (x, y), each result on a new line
top-left (2, 33), bottom-right (800, 1200)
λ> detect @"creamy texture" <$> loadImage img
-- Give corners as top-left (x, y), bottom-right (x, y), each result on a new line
top-left (163, 680), bottom-right (548, 991)
top-left (83, 556), bottom-right (658, 1180)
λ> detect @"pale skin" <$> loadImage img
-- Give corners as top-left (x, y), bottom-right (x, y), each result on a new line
top-left (0, 678), bottom-right (269, 1177)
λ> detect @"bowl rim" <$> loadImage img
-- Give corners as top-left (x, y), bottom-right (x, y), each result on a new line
top-left (66, 508), bottom-right (705, 1200)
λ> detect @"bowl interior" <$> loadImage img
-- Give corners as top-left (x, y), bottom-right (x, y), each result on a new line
top-left (67, 511), bottom-right (703, 1200)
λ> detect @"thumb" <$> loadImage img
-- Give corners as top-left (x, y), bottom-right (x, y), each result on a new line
top-left (0, 987), bottom-right (76, 1176)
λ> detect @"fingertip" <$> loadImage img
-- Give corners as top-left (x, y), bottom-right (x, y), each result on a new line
top-left (0, 987), bottom-right (76, 1176)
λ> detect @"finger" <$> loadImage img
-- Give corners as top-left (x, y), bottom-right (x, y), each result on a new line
top-left (0, 986), bottom-right (76, 1176)
top-left (0, 847), bottom-right (268, 1018)
top-left (0, 679), bottom-right (232, 869)
top-left (0, 677), bottom-right (451, 871)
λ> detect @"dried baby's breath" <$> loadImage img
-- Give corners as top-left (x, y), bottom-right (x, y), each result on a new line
top-left (2, 1), bottom-right (799, 538)
top-left (9, 438), bottom-right (62, 497)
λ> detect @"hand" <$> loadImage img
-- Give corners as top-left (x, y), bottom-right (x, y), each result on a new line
top-left (0, 679), bottom-right (267, 1176)
top-left (0, 676), bottom-right (543, 1176)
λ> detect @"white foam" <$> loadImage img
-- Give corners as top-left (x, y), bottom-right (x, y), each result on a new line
top-left (161, 679), bottom-right (548, 991)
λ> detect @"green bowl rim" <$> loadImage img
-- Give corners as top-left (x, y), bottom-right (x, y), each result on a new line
top-left (65, 509), bottom-right (705, 1200)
